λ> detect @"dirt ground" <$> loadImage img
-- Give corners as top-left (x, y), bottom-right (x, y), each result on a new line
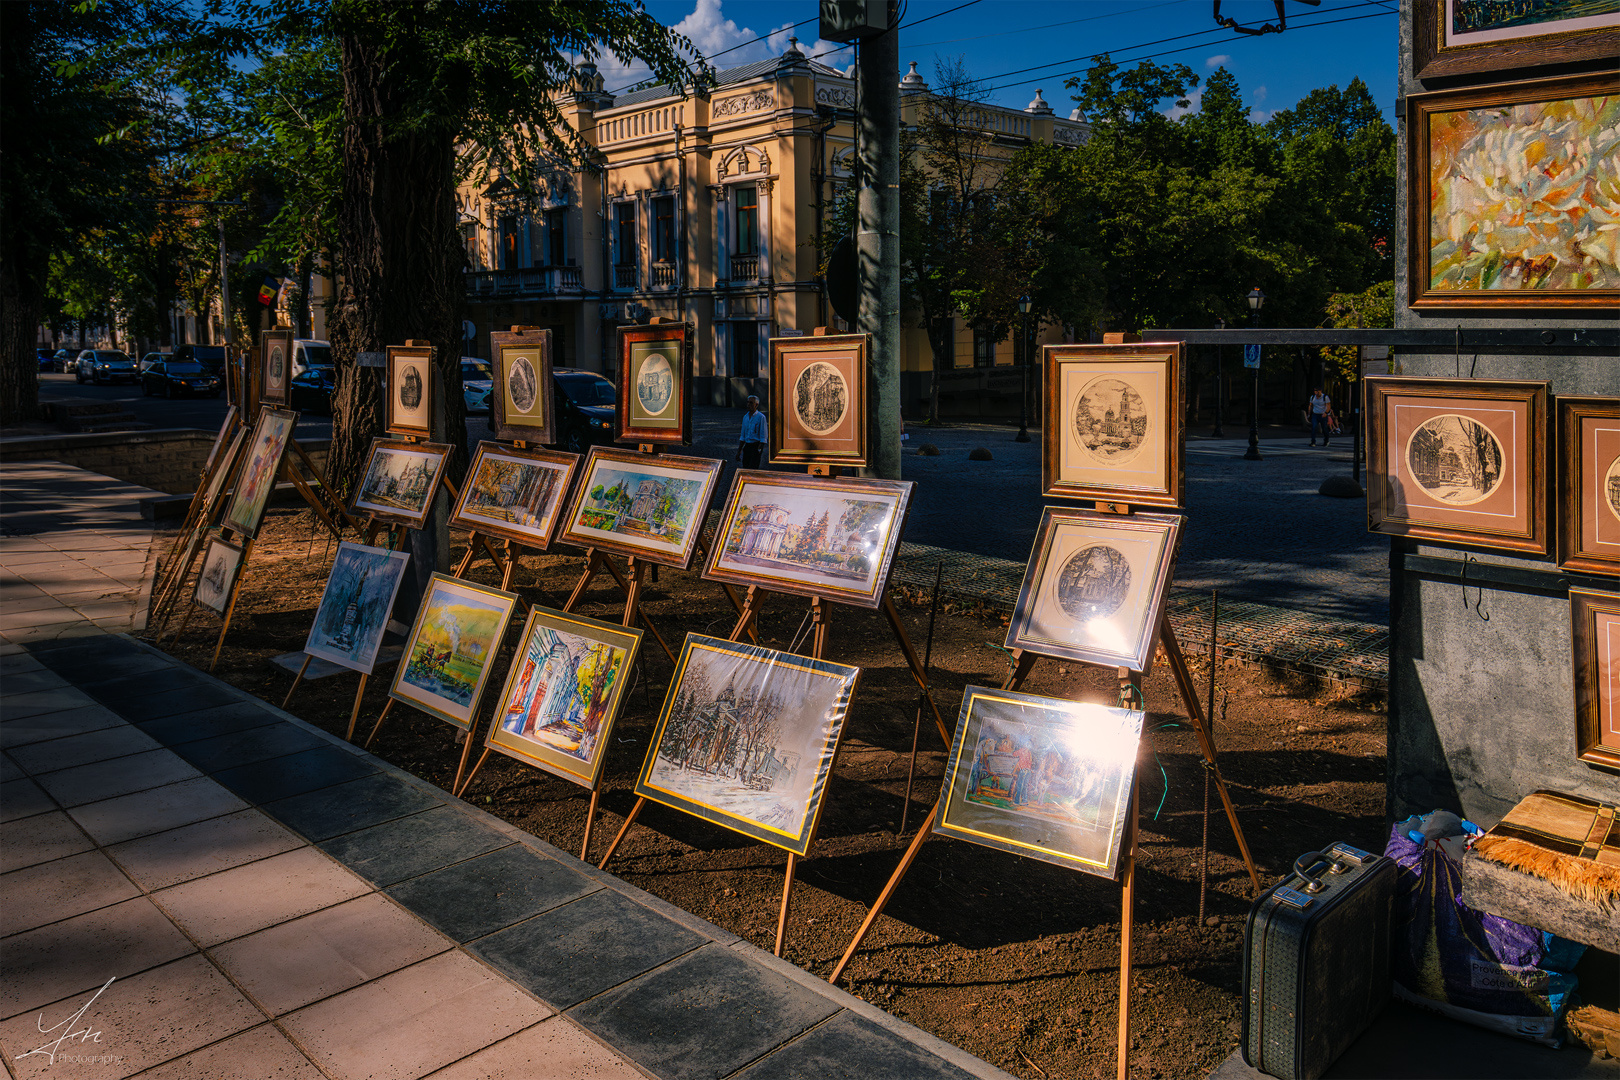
top-left (152, 508), bottom-right (1389, 1080)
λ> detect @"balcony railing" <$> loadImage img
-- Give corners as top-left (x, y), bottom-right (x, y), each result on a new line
top-left (728, 253), bottom-right (758, 281)
top-left (650, 262), bottom-right (676, 290)
top-left (614, 265), bottom-right (637, 290)
top-left (465, 265), bottom-right (584, 300)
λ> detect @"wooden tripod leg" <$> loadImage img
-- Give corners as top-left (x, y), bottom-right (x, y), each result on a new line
top-left (455, 745), bottom-right (490, 799)
top-left (728, 586), bottom-right (760, 643)
top-left (719, 582), bottom-right (760, 644)
top-left (453, 541), bottom-right (478, 577)
top-left (499, 542), bottom-right (518, 592)
top-left (899, 696), bottom-right (924, 836)
top-left (1001, 648), bottom-right (1038, 692)
top-left (1159, 618), bottom-right (1262, 893)
top-left (344, 674), bottom-right (370, 741)
top-left (451, 721), bottom-right (479, 795)
top-left (809, 597), bottom-right (828, 660)
top-left (563, 551), bottom-right (603, 612)
top-left (209, 539), bottom-right (254, 673)
top-left (282, 654), bottom-right (312, 709)
top-left (579, 788), bottom-right (600, 861)
top-left (829, 801), bottom-right (939, 986)
top-left (597, 797), bottom-right (646, 870)
top-left (775, 852), bottom-right (800, 958)
top-left (363, 699), bottom-right (396, 749)
top-left (622, 557), bottom-right (677, 663)
top-left (1117, 776), bottom-right (1140, 1080)
top-left (882, 595), bottom-right (950, 747)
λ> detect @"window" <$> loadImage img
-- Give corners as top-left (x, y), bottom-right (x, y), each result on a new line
top-left (973, 327), bottom-right (995, 368)
top-left (734, 185), bottom-right (758, 256)
top-left (615, 203), bottom-right (636, 266)
top-left (461, 222), bottom-right (479, 269)
top-left (730, 323), bottom-right (759, 379)
top-left (499, 215), bottom-right (521, 270)
top-left (546, 207), bottom-right (567, 266)
top-left (651, 195), bottom-right (675, 262)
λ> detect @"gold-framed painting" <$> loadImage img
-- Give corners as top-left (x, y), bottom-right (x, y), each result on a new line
top-left (633, 633), bottom-right (860, 856)
top-left (450, 441), bottom-right (580, 551)
top-left (303, 541), bottom-right (413, 675)
top-left (260, 329), bottom-right (292, 407)
top-left (1006, 507), bottom-right (1184, 673)
top-left (485, 606), bottom-right (644, 790)
top-left (768, 333), bottom-right (868, 467)
top-left (1414, 1), bottom-right (1620, 81)
top-left (1407, 72), bottom-right (1620, 310)
top-left (389, 572), bottom-right (521, 731)
top-left (222, 406), bottom-right (299, 539)
top-left (1041, 342), bottom-right (1184, 509)
top-left (616, 324), bottom-right (691, 445)
top-left (556, 446), bottom-right (723, 570)
top-left (491, 327), bottom-right (555, 445)
top-left (1559, 397), bottom-right (1620, 576)
top-left (937, 686), bottom-right (1144, 880)
top-left (1366, 377), bottom-right (1549, 555)
top-left (1572, 587), bottom-right (1620, 771)
top-left (703, 471), bottom-right (914, 610)
top-left (348, 437), bottom-right (452, 531)
top-left (386, 345), bottom-right (434, 439)
top-left (193, 537), bottom-right (246, 616)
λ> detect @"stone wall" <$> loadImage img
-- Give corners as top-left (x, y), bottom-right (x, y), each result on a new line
top-left (0, 430), bottom-right (330, 496)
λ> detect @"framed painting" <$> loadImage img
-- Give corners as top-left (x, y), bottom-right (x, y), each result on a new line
top-left (1006, 508), bottom-right (1184, 672)
top-left (491, 327), bottom-right (555, 444)
top-left (634, 633), bottom-right (860, 856)
top-left (386, 345), bottom-right (434, 439)
top-left (194, 537), bottom-right (245, 616)
top-left (616, 324), bottom-right (692, 445)
top-left (768, 333), bottom-right (868, 467)
top-left (1414, 1), bottom-right (1620, 80)
top-left (1407, 72), bottom-right (1620, 310)
top-left (704, 471), bottom-right (914, 610)
top-left (1041, 342), bottom-right (1184, 509)
top-left (349, 438), bottom-right (452, 530)
top-left (202, 405), bottom-right (239, 474)
top-left (937, 686), bottom-right (1144, 879)
top-left (1559, 397), bottom-right (1620, 576)
top-left (486, 606), bottom-right (644, 789)
top-left (389, 572), bottom-right (520, 731)
top-left (260, 329), bottom-right (292, 407)
top-left (222, 407), bottom-right (299, 538)
top-left (1366, 377), bottom-right (1548, 554)
top-left (203, 427), bottom-right (247, 518)
top-left (303, 541), bottom-right (413, 674)
top-left (557, 446), bottom-right (723, 570)
top-left (1572, 587), bottom-right (1620, 770)
top-left (450, 441), bottom-right (579, 551)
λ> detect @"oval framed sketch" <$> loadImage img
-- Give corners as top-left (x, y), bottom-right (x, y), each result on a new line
top-left (616, 324), bottom-right (692, 445)
top-left (491, 327), bottom-right (555, 444)
top-left (451, 441), bottom-right (580, 551)
top-left (1557, 396), bottom-right (1620, 576)
top-left (557, 446), bottom-right (724, 570)
top-left (1042, 343), bottom-right (1184, 509)
top-left (1571, 587), bottom-right (1620, 771)
top-left (768, 333), bottom-right (868, 467)
top-left (260, 329), bottom-right (292, 407)
top-left (1366, 376), bottom-right (1548, 555)
top-left (386, 345), bottom-right (433, 438)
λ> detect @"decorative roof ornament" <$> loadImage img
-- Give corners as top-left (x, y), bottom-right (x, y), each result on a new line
top-left (900, 61), bottom-right (929, 94)
top-left (1025, 88), bottom-right (1053, 115)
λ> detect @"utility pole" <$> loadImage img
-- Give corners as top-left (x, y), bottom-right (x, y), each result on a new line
top-left (857, 6), bottom-right (901, 479)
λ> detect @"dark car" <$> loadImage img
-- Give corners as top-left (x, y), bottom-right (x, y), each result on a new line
top-left (288, 366), bottom-right (335, 415)
top-left (552, 368), bottom-right (617, 453)
top-left (76, 349), bottom-right (139, 385)
top-left (170, 343), bottom-right (229, 376)
top-left (141, 359), bottom-right (222, 398)
top-left (36, 348), bottom-right (55, 371)
top-left (52, 348), bottom-right (81, 373)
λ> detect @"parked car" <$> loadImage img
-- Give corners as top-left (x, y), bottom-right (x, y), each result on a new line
top-left (291, 339), bottom-right (331, 378)
top-left (141, 358), bottom-right (223, 398)
top-left (76, 349), bottom-right (139, 385)
top-left (36, 348), bottom-right (56, 371)
top-left (461, 357), bottom-right (492, 415)
top-left (288, 366), bottom-right (335, 415)
top-left (552, 368), bottom-right (617, 453)
top-left (137, 351), bottom-right (169, 373)
top-left (169, 343), bottom-right (229, 376)
top-left (52, 348), bottom-right (81, 373)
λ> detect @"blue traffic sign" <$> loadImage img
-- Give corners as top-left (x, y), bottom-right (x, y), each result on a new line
top-left (1243, 344), bottom-right (1261, 368)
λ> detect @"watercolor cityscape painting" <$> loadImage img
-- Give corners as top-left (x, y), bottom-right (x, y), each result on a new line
top-left (453, 443), bottom-right (576, 548)
top-left (304, 542), bottom-right (411, 673)
top-left (392, 575), bottom-right (518, 729)
top-left (560, 450), bottom-right (721, 566)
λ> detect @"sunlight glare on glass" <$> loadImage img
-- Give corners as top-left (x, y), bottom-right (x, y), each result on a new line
top-left (1085, 615), bottom-right (1130, 654)
top-left (1059, 704), bottom-right (1144, 772)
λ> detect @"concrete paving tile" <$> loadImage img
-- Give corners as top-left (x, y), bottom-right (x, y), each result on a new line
top-left (0, 897), bottom-right (195, 1022)
top-left (211, 893), bottom-right (451, 1016)
top-left (317, 805), bottom-right (514, 888)
top-left (2, 665), bottom-right (69, 691)
top-left (0, 685), bottom-right (99, 720)
top-left (33, 747), bottom-right (203, 808)
top-left (1, 550), bottom-right (76, 566)
top-left (36, 646), bottom-right (171, 682)
top-left (131, 1023), bottom-right (326, 1080)
top-left (213, 745), bottom-right (379, 805)
top-left (1, 621), bottom-right (105, 646)
top-left (1, 849), bottom-right (139, 936)
top-left (0, 641), bottom-right (27, 655)
top-left (7, 723), bottom-right (160, 774)
top-left (1, 810), bottom-right (94, 872)
top-left (172, 723), bottom-right (328, 774)
top-left (424, 1017), bottom-right (646, 1080)
top-left (734, 1010), bottom-right (981, 1080)
top-left (135, 702), bottom-right (284, 746)
top-left (0, 954), bottom-right (263, 1080)
top-left (109, 683), bottom-right (242, 723)
top-left (70, 600), bottom-right (139, 622)
top-left (386, 845), bottom-right (601, 944)
top-left (281, 950), bottom-right (551, 1080)
top-left (1, 752), bottom-right (21, 782)
top-left (568, 943), bottom-right (842, 1080)
top-left (261, 772), bottom-right (444, 843)
top-left (0, 606), bottom-right (93, 631)
top-left (108, 808), bottom-right (303, 890)
top-left (0, 704), bottom-right (127, 749)
top-left (69, 776), bottom-right (250, 846)
top-left (154, 845), bottom-right (370, 947)
top-left (1, 776), bottom-right (56, 822)
top-left (471, 889), bottom-right (707, 1010)
top-left (0, 652), bottom-right (48, 674)
top-left (81, 668), bottom-right (214, 705)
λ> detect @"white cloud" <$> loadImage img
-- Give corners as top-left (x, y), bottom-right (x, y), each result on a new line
top-left (1205, 54), bottom-right (1231, 69)
top-left (593, 0), bottom-right (847, 94)
top-left (1164, 86), bottom-right (1203, 119)
top-left (1248, 108), bottom-right (1274, 123)
top-left (1253, 85), bottom-right (1268, 104)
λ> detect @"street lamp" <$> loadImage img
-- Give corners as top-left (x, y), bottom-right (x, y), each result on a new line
top-left (1015, 294), bottom-right (1032, 443)
top-left (1242, 286), bottom-right (1265, 461)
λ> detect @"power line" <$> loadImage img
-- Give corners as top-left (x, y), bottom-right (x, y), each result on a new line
top-left (606, 14), bottom-right (821, 94)
top-left (905, 0), bottom-right (1193, 50)
top-left (900, 0), bottom-right (986, 31)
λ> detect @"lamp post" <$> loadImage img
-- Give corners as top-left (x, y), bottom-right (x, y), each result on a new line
top-left (1242, 287), bottom-right (1265, 461)
top-left (1015, 294), bottom-right (1032, 443)
top-left (1212, 317), bottom-right (1225, 438)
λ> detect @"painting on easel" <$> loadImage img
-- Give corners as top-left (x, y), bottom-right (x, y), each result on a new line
top-left (387, 345), bottom-right (434, 438)
top-left (635, 634), bottom-right (859, 856)
top-left (767, 333), bottom-right (868, 467)
top-left (389, 573), bottom-right (519, 730)
top-left (486, 606), bottom-right (643, 788)
top-left (1042, 342), bottom-right (1184, 508)
top-left (492, 328), bottom-right (555, 444)
top-left (261, 329), bottom-right (292, 407)
top-left (451, 441), bottom-right (579, 550)
top-left (937, 686), bottom-right (1143, 879)
top-left (557, 446), bottom-right (722, 570)
top-left (222, 407), bottom-right (299, 538)
top-left (350, 438), bottom-right (452, 530)
top-left (304, 542), bottom-right (412, 674)
top-left (193, 538), bottom-right (245, 615)
top-left (616, 324), bottom-right (691, 445)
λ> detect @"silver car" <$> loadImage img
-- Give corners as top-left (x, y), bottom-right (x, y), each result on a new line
top-left (76, 349), bottom-right (139, 385)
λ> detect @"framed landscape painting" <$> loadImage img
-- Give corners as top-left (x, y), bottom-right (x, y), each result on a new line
top-left (937, 686), bottom-right (1144, 880)
top-left (768, 333), bottom-right (868, 467)
top-left (634, 634), bottom-right (860, 856)
top-left (260, 329), bottom-right (292, 407)
top-left (1407, 72), bottom-right (1620, 310)
top-left (222, 407), bottom-right (299, 538)
top-left (486, 606), bottom-right (644, 789)
top-left (451, 441), bottom-right (579, 550)
top-left (1414, 0), bottom-right (1620, 80)
top-left (557, 446), bottom-right (722, 570)
top-left (1042, 342), bottom-right (1184, 508)
top-left (1006, 508), bottom-right (1183, 672)
top-left (304, 541), bottom-right (412, 674)
top-left (389, 573), bottom-right (520, 730)
top-left (616, 324), bottom-right (691, 445)
top-left (1366, 377), bottom-right (1548, 554)
top-left (1558, 397), bottom-right (1620, 576)
top-left (491, 327), bottom-right (555, 444)
top-left (193, 538), bottom-right (245, 615)
top-left (349, 438), bottom-right (452, 530)
top-left (1572, 587), bottom-right (1620, 770)
top-left (386, 345), bottom-right (433, 438)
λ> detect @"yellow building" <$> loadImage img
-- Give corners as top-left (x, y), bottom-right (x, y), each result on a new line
top-left (458, 41), bottom-right (1089, 416)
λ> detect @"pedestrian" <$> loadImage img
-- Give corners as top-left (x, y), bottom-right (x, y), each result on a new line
top-left (1307, 387), bottom-right (1332, 446)
top-left (737, 395), bottom-right (767, 469)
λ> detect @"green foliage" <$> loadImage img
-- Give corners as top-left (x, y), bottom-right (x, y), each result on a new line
top-left (1321, 280), bottom-right (1394, 382)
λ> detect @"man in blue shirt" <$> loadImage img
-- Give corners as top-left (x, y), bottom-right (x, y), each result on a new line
top-left (737, 395), bottom-right (767, 469)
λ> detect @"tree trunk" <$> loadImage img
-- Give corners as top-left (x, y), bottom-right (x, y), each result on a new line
top-left (926, 316), bottom-right (953, 426)
top-left (0, 2), bottom-right (41, 424)
top-left (0, 255), bottom-right (42, 424)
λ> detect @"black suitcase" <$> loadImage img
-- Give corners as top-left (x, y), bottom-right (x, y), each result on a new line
top-left (1241, 842), bottom-right (1396, 1080)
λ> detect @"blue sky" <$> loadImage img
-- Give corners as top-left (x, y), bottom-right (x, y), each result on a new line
top-left (620, 0), bottom-right (1400, 124)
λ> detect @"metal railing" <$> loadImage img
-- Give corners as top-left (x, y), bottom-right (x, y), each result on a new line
top-left (465, 266), bottom-right (583, 299)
